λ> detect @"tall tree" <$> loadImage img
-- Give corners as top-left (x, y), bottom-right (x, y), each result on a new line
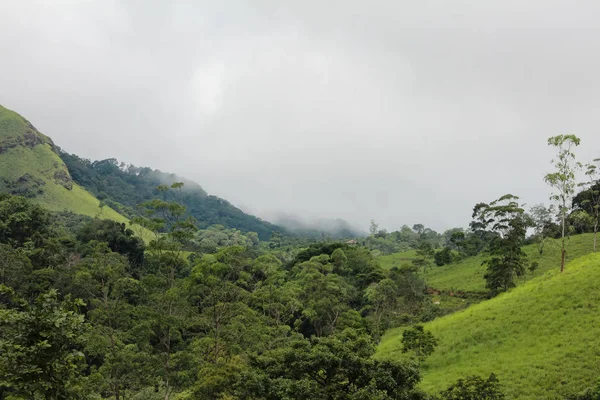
top-left (544, 134), bottom-right (581, 272)
top-left (578, 159), bottom-right (600, 251)
top-left (133, 183), bottom-right (197, 400)
top-left (472, 195), bottom-right (529, 292)
top-left (412, 241), bottom-right (435, 273)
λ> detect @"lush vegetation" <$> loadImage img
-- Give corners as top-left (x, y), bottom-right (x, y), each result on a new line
top-left (0, 105), bottom-right (130, 224)
top-left (59, 153), bottom-right (285, 240)
top-left (3, 105), bottom-right (600, 399)
top-left (0, 192), bottom-right (441, 399)
top-left (377, 253), bottom-right (600, 399)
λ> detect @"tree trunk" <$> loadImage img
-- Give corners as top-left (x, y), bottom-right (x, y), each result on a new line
top-left (561, 210), bottom-right (566, 272)
top-left (594, 213), bottom-right (598, 252)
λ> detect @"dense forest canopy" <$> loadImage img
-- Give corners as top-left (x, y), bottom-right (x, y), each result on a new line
top-left (59, 153), bottom-right (286, 240)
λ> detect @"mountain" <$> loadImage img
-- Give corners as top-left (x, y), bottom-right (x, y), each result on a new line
top-left (0, 104), bottom-right (286, 241)
top-left (268, 212), bottom-right (366, 239)
top-left (376, 239), bottom-right (600, 399)
top-left (58, 153), bottom-right (285, 240)
top-left (0, 104), bottom-right (129, 224)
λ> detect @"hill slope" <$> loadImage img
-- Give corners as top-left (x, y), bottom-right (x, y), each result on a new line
top-left (0, 105), bottom-right (130, 224)
top-left (59, 153), bottom-right (285, 240)
top-left (376, 252), bottom-right (600, 399)
top-left (378, 234), bottom-right (596, 293)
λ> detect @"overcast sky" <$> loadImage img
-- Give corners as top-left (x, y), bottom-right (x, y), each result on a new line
top-left (2, 0), bottom-right (600, 232)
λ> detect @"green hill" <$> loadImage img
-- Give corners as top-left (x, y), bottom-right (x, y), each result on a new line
top-left (376, 252), bottom-right (600, 399)
top-left (0, 104), bottom-right (135, 227)
top-left (59, 152), bottom-right (286, 240)
top-left (378, 234), bottom-right (596, 293)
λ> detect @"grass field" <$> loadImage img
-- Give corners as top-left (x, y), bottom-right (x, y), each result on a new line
top-left (384, 234), bottom-right (597, 292)
top-left (378, 249), bottom-right (418, 269)
top-left (376, 252), bottom-right (600, 399)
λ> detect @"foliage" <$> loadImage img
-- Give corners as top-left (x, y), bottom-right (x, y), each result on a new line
top-left (59, 152), bottom-right (284, 240)
top-left (234, 329), bottom-right (426, 400)
top-left (401, 325), bottom-right (438, 361)
top-left (544, 134), bottom-right (581, 271)
top-left (471, 194), bottom-right (529, 293)
top-left (576, 158), bottom-right (600, 251)
top-left (77, 218), bottom-right (145, 271)
top-left (0, 286), bottom-right (88, 399)
top-left (434, 247), bottom-right (453, 266)
top-left (377, 253), bottom-right (600, 399)
top-left (439, 373), bottom-right (504, 400)
top-left (528, 203), bottom-right (558, 255)
top-left (362, 224), bottom-right (443, 256)
top-left (566, 381), bottom-right (600, 400)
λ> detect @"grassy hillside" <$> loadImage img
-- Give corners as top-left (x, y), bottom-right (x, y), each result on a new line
top-left (378, 249), bottom-right (418, 269)
top-left (376, 252), bottom-right (600, 399)
top-left (381, 234), bottom-right (596, 292)
top-left (0, 105), bottom-right (150, 238)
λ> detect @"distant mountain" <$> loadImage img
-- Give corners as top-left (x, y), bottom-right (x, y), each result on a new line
top-left (0, 104), bottom-right (358, 242)
top-left (0, 104), bottom-right (130, 224)
top-left (58, 153), bottom-right (285, 240)
top-left (59, 151), bottom-right (284, 240)
top-left (269, 212), bottom-right (366, 239)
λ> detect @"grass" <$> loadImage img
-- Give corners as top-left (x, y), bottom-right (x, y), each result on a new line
top-left (0, 104), bottom-right (152, 241)
top-left (376, 252), bottom-right (600, 399)
top-left (378, 249), bottom-right (418, 269)
top-left (383, 234), bottom-right (597, 292)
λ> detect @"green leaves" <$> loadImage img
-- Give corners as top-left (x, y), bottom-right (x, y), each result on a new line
top-left (401, 325), bottom-right (438, 362)
top-left (0, 286), bottom-right (88, 399)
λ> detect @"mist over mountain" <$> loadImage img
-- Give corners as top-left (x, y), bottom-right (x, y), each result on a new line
top-left (266, 212), bottom-right (367, 238)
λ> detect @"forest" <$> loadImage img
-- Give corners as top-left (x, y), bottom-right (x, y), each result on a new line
top-left (0, 134), bottom-right (599, 400)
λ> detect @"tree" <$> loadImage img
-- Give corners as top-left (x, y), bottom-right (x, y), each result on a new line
top-left (0, 193), bottom-right (50, 247)
top-left (578, 159), bottom-right (600, 251)
top-left (77, 219), bottom-right (145, 274)
top-left (544, 134), bottom-right (581, 272)
top-left (472, 195), bottom-right (529, 293)
top-left (529, 204), bottom-right (556, 255)
top-left (401, 325), bottom-right (437, 362)
top-left (413, 241), bottom-right (435, 273)
top-left (235, 329), bottom-right (425, 400)
top-left (412, 224), bottom-right (425, 235)
top-left (133, 183), bottom-right (197, 400)
top-left (440, 373), bottom-right (504, 400)
top-left (0, 286), bottom-right (88, 399)
top-left (77, 243), bottom-right (148, 399)
top-left (365, 278), bottom-right (398, 339)
top-left (369, 220), bottom-right (380, 236)
top-left (434, 247), bottom-right (453, 266)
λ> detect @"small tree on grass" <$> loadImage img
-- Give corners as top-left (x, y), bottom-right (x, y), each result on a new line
top-left (401, 324), bottom-right (437, 362)
top-left (544, 134), bottom-right (581, 272)
top-left (413, 241), bottom-right (435, 273)
top-left (440, 373), bottom-right (504, 400)
top-left (529, 204), bottom-right (556, 255)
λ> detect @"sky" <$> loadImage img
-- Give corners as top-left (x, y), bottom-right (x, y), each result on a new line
top-left (2, 0), bottom-right (600, 233)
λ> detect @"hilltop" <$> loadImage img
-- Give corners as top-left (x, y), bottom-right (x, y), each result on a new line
top-left (376, 250), bottom-right (600, 399)
top-left (0, 104), bottom-right (287, 240)
top-left (0, 105), bottom-right (129, 224)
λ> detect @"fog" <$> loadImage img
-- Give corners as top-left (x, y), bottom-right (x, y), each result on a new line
top-left (2, 0), bottom-right (600, 232)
